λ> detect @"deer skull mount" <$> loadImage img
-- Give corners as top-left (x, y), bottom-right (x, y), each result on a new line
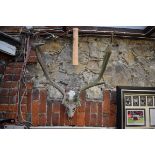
top-left (63, 90), bottom-right (81, 118)
top-left (33, 43), bottom-right (112, 118)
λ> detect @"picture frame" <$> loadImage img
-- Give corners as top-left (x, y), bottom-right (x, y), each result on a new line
top-left (126, 109), bottom-right (145, 126)
top-left (149, 108), bottom-right (155, 127)
top-left (116, 86), bottom-right (155, 129)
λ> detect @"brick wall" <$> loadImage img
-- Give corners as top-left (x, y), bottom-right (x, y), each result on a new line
top-left (0, 51), bottom-right (117, 127)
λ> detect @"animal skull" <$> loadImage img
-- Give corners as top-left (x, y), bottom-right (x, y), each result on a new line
top-left (64, 90), bottom-right (81, 118)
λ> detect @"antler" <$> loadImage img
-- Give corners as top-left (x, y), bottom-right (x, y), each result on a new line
top-left (79, 44), bottom-right (112, 93)
top-left (34, 46), bottom-right (66, 97)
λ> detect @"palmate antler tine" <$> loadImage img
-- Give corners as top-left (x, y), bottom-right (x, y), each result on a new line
top-left (80, 44), bottom-right (112, 93)
top-left (35, 46), bottom-right (66, 97)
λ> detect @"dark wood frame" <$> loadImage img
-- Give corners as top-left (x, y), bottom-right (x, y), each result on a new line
top-left (116, 86), bottom-right (155, 129)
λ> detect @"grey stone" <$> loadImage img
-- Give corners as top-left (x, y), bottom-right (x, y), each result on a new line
top-left (86, 86), bottom-right (103, 100)
top-left (89, 42), bottom-right (100, 58)
top-left (26, 37), bottom-right (155, 100)
top-left (47, 86), bottom-right (63, 99)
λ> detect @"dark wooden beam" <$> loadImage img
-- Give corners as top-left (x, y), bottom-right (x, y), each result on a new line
top-left (67, 26), bottom-right (144, 35)
top-left (0, 31), bottom-right (21, 46)
top-left (1, 26), bottom-right (155, 40)
top-left (143, 26), bottom-right (155, 36)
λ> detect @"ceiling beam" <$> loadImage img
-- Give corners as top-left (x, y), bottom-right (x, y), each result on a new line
top-left (1, 26), bottom-right (155, 40)
top-left (143, 26), bottom-right (155, 36)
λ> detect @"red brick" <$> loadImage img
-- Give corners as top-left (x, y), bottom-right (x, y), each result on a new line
top-left (0, 65), bottom-right (5, 73)
top-left (2, 82), bottom-right (11, 88)
top-left (5, 67), bottom-right (22, 74)
top-left (76, 112), bottom-right (85, 126)
top-left (27, 90), bottom-right (32, 113)
top-left (80, 91), bottom-right (86, 102)
top-left (0, 97), bottom-right (9, 104)
top-left (5, 112), bottom-right (17, 119)
top-left (46, 100), bottom-right (52, 126)
top-left (32, 100), bottom-right (39, 126)
top-left (52, 103), bottom-right (60, 113)
top-left (39, 89), bottom-right (47, 113)
top-left (77, 101), bottom-right (85, 112)
top-left (9, 96), bottom-right (18, 104)
top-left (21, 104), bottom-right (27, 113)
top-left (9, 88), bottom-right (18, 96)
top-left (26, 82), bottom-right (33, 89)
top-left (28, 56), bottom-right (37, 63)
top-left (90, 103), bottom-right (98, 113)
top-left (13, 81), bottom-right (19, 87)
top-left (19, 89), bottom-right (27, 96)
top-left (39, 113), bottom-right (47, 126)
top-left (20, 97), bottom-right (27, 104)
top-left (0, 88), bottom-right (9, 96)
top-left (85, 102), bottom-right (90, 126)
top-left (102, 116), bottom-right (109, 127)
top-left (2, 81), bottom-right (18, 89)
top-left (52, 113), bottom-right (60, 126)
top-left (5, 68), bottom-right (12, 74)
top-left (21, 113), bottom-right (26, 121)
top-left (97, 103), bottom-right (103, 126)
top-left (32, 89), bottom-right (39, 100)
top-left (60, 104), bottom-right (65, 126)
top-left (0, 105), bottom-right (17, 112)
top-left (8, 62), bottom-right (23, 68)
top-left (109, 103), bottom-right (117, 127)
top-left (3, 74), bottom-right (13, 81)
top-left (103, 90), bottom-right (110, 113)
top-left (12, 75), bottom-right (20, 81)
top-left (90, 114), bottom-right (97, 126)
top-left (29, 50), bottom-right (36, 57)
top-left (3, 74), bottom-right (20, 81)
top-left (102, 90), bottom-right (110, 127)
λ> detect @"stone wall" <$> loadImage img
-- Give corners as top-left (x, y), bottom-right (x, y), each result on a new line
top-left (26, 37), bottom-right (155, 100)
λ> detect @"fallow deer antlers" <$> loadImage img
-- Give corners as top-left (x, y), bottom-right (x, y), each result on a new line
top-left (33, 43), bottom-right (112, 117)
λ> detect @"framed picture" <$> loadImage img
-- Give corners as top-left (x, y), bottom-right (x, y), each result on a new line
top-left (126, 109), bottom-right (145, 126)
top-left (147, 96), bottom-right (153, 106)
top-left (133, 96), bottom-right (139, 106)
top-left (140, 96), bottom-right (146, 106)
top-left (124, 96), bottom-right (132, 106)
top-left (116, 86), bottom-right (155, 129)
top-left (149, 108), bottom-right (155, 127)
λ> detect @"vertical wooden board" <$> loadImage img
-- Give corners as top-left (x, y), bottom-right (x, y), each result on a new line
top-left (73, 28), bottom-right (79, 65)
